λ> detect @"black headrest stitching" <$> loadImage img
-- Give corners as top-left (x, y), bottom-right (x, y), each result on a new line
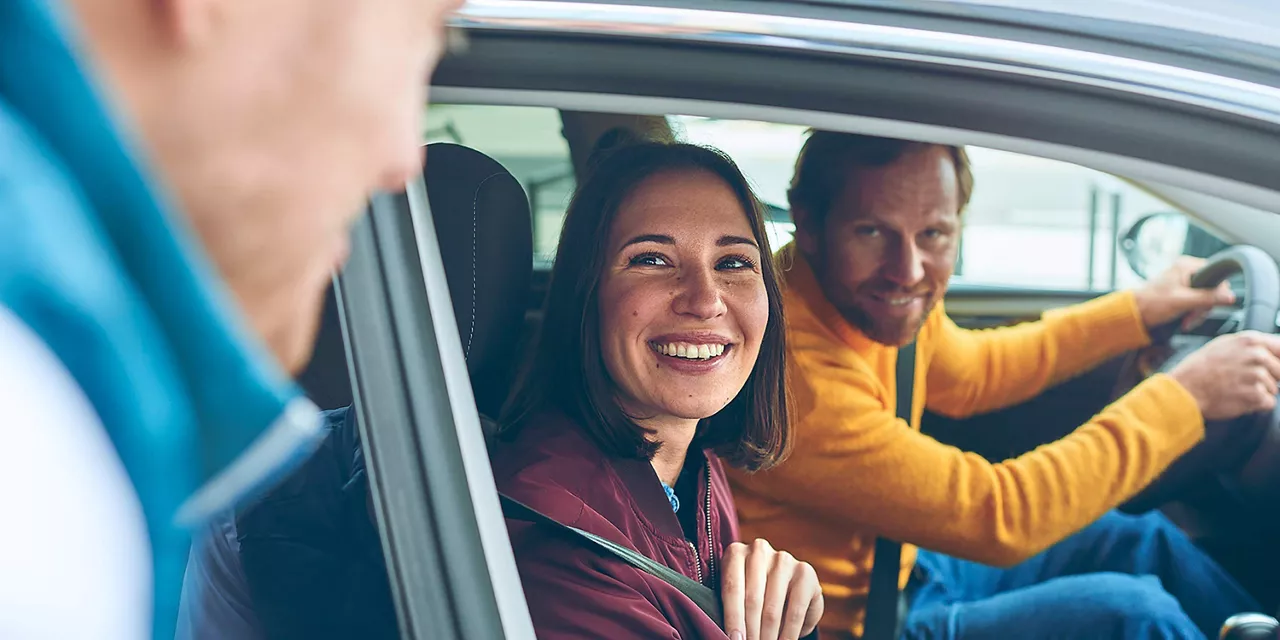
top-left (465, 171), bottom-right (507, 361)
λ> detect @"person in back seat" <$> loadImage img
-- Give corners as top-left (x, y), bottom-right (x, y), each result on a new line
top-left (492, 141), bottom-right (824, 640)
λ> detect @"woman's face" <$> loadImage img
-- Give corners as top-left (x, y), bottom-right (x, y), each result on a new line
top-left (598, 170), bottom-right (770, 426)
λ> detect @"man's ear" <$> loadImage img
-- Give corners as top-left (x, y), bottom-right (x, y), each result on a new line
top-left (790, 204), bottom-right (821, 256)
top-left (149, 0), bottom-right (227, 49)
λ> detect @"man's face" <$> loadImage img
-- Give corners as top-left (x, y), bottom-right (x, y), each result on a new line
top-left (797, 146), bottom-right (961, 346)
top-left (87, 0), bottom-right (463, 373)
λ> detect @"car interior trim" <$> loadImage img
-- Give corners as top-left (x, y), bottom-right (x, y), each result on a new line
top-left (451, 0), bottom-right (1280, 126)
top-left (338, 192), bottom-right (536, 640)
top-left (401, 176), bottom-right (538, 639)
top-left (431, 86), bottom-right (1280, 219)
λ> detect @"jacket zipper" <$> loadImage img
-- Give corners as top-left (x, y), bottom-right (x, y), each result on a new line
top-left (687, 465), bottom-right (716, 586)
top-left (688, 541), bottom-right (703, 584)
top-left (704, 464), bottom-right (716, 586)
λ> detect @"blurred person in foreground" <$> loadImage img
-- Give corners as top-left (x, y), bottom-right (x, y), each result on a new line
top-left (0, 0), bottom-right (463, 638)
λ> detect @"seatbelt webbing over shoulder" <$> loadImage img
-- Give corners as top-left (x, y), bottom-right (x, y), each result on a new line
top-left (862, 341), bottom-right (916, 640)
top-left (500, 494), bottom-right (824, 639)
top-left (499, 494), bottom-right (725, 624)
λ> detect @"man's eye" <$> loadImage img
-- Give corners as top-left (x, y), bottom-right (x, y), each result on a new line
top-left (921, 229), bottom-right (942, 240)
top-left (853, 226), bottom-right (881, 238)
top-left (717, 255), bottom-right (757, 271)
top-left (628, 253), bottom-right (669, 267)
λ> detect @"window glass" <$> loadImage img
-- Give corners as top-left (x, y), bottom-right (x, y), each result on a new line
top-left (425, 105), bottom-right (573, 267)
top-left (671, 115), bottom-right (1224, 291)
top-left (424, 106), bottom-right (1227, 290)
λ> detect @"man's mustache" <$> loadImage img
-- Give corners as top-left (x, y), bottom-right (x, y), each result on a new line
top-left (859, 281), bottom-right (934, 297)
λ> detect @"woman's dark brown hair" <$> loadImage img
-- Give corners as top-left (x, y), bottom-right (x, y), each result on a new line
top-left (500, 139), bottom-right (790, 472)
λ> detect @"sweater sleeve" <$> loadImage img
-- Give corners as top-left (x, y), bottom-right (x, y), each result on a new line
top-left (754, 341), bottom-right (1205, 566)
top-left (926, 291), bottom-right (1152, 418)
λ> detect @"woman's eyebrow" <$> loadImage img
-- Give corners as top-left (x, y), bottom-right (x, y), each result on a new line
top-left (718, 235), bottom-right (758, 248)
top-left (621, 234), bottom-right (675, 249)
top-left (619, 234), bottom-right (758, 249)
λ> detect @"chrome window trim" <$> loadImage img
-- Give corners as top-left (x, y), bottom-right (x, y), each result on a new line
top-left (452, 0), bottom-right (1280, 127)
top-left (403, 177), bottom-right (538, 639)
top-left (432, 86), bottom-right (1280, 219)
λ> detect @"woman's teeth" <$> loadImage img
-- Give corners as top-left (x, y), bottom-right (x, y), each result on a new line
top-left (652, 342), bottom-right (726, 360)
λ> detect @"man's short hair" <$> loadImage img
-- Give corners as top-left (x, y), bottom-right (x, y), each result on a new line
top-left (787, 130), bottom-right (974, 228)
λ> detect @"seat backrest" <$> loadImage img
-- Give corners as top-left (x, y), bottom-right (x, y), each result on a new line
top-left (297, 142), bottom-right (533, 417)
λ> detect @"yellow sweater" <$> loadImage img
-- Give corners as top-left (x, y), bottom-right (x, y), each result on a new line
top-left (726, 245), bottom-right (1206, 638)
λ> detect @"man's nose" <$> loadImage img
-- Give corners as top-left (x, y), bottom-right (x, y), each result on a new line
top-left (672, 268), bottom-right (727, 319)
top-left (883, 238), bottom-right (926, 287)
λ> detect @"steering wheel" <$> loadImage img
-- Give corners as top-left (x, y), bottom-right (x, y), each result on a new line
top-left (1120, 245), bottom-right (1280, 514)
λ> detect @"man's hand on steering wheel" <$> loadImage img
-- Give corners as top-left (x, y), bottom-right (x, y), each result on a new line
top-left (1119, 246), bottom-right (1280, 514)
top-left (1170, 331), bottom-right (1280, 421)
top-left (1133, 257), bottom-right (1238, 330)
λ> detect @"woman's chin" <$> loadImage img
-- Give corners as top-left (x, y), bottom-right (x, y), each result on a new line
top-left (660, 399), bottom-right (734, 423)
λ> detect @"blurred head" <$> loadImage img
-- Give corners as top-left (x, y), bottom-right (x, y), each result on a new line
top-left (67, 0), bottom-right (465, 372)
top-left (505, 142), bottom-right (789, 471)
top-left (788, 131), bottom-right (973, 346)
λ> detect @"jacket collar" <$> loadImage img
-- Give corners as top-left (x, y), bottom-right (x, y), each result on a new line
top-left (610, 448), bottom-right (706, 542)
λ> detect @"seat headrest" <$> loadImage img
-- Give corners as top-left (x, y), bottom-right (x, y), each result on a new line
top-left (424, 143), bottom-right (532, 417)
top-left (298, 143), bottom-right (532, 417)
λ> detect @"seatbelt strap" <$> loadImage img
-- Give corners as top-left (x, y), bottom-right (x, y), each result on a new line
top-left (862, 341), bottom-right (916, 640)
top-left (499, 493), bottom-right (725, 625)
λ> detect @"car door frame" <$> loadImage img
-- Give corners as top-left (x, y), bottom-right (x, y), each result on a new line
top-left (340, 3), bottom-right (1280, 639)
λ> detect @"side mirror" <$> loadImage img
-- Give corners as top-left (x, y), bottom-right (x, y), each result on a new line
top-left (1120, 211), bottom-right (1233, 280)
top-left (1120, 212), bottom-right (1190, 280)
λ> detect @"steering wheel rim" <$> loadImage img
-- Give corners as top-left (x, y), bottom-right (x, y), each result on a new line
top-left (1190, 245), bottom-right (1280, 334)
top-left (1120, 245), bottom-right (1280, 514)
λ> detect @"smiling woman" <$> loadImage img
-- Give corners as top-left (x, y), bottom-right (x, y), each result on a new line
top-left (500, 141), bottom-right (789, 470)
top-left (596, 171), bottom-right (772, 463)
top-left (490, 141), bottom-right (824, 639)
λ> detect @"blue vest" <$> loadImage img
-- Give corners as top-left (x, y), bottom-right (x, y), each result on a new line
top-left (0, 2), bottom-right (325, 637)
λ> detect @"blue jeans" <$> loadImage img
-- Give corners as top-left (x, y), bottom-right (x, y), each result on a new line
top-left (903, 510), bottom-right (1259, 639)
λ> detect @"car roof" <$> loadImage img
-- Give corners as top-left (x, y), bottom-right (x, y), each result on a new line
top-left (896, 0), bottom-right (1280, 49)
top-left (513, 0), bottom-right (1280, 80)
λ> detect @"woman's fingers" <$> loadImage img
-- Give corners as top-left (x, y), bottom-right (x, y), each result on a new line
top-left (721, 543), bottom-right (748, 640)
top-left (744, 539), bottom-right (774, 640)
top-left (777, 561), bottom-right (822, 640)
top-left (721, 539), bottom-right (824, 640)
top-left (759, 550), bottom-right (796, 640)
top-left (800, 565), bottom-right (824, 638)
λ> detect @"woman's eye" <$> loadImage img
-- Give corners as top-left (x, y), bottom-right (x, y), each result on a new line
top-left (628, 253), bottom-right (669, 267)
top-left (717, 255), bottom-right (757, 271)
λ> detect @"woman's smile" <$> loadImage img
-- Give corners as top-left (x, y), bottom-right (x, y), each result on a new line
top-left (647, 332), bottom-right (735, 374)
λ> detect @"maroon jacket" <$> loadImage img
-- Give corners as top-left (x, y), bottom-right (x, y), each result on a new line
top-left (491, 412), bottom-right (739, 639)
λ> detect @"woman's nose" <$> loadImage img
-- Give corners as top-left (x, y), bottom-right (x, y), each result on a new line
top-left (671, 268), bottom-right (727, 319)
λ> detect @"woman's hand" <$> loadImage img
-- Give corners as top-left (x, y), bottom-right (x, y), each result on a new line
top-left (720, 538), bottom-right (824, 640)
